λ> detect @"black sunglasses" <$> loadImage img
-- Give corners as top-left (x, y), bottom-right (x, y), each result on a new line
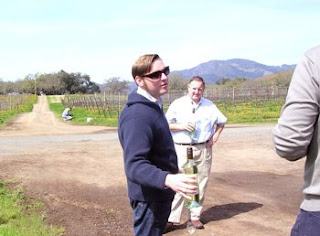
top-left (143, 66), bottom-right (170, 80)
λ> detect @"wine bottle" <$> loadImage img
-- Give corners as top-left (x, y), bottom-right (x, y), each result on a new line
top-left (183, 147), bottom-right (200, 208)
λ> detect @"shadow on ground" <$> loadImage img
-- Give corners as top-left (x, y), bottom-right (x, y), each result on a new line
top-left (201, 202), bottom-right (263, 223)
top-left (165, 202), bottom-right (262, 234)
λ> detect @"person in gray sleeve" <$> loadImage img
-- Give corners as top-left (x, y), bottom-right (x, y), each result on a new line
top-left (273, 45), bottom-right (320, 236)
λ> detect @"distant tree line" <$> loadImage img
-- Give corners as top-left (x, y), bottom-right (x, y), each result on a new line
top-left (0, 70), bottom-right (293, 95)
top-left (0, 70), bottom-right (100, 95)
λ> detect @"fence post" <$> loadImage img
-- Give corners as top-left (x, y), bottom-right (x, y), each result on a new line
top-left (232, 87), bottom-right (235, 100)
top-left (93, 96), bottom-right (101, 115)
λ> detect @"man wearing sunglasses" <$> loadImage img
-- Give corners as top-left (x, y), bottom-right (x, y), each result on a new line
top-left (118, 54), bottom-right (198, 236)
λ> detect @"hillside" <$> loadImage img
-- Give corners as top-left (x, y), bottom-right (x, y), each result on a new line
top-left (172, 58), bottom-right (296, 84)
top-left (246, 70), bottom-right (294, 86)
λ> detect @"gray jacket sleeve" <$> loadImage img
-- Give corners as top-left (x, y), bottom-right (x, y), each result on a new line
top-left (273, 46), bottom-right (320, 161)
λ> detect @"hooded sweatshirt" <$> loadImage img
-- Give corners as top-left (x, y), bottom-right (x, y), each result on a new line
top-left (118, 90), bottom-right (178, 203)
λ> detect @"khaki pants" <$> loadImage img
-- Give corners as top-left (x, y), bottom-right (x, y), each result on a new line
top-left (168, 143), bottom-right (213, 223)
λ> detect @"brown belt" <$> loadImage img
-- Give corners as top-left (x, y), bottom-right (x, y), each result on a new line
top-left (174, 140), bottom-right (208, 146)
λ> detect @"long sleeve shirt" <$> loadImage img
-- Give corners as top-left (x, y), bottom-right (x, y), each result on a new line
top-left (118, 89), bottom-right (178, 203)
top-left (273, 45), bottom-right (320, 211)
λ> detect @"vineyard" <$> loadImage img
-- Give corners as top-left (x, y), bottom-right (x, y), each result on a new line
top-left (61, 85), bottom-right (288, 124)
top-left (0, 94), bottom-right (37, 126)
top-left (0, 86), bottom-right (288, 125)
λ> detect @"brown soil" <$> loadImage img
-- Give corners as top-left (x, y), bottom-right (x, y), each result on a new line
top-left (0, 95), bottom-right (304, 236)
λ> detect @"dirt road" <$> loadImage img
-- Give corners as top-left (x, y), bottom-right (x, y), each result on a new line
top-left (0, 95), bottom-right (304, 236)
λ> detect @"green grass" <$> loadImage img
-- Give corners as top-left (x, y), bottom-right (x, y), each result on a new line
top-left (51, 95), bottom-right (285, 126)
top-left (216, 99), bottom-right (284, 124)
top-left (1, 95), bottom-right (284, 127)
top-left (0, 180), bottom-right (64, 236)
top-left (0, 95), bottom-right (37, 127)
top-left (48, 95), bottom-right (118, 127)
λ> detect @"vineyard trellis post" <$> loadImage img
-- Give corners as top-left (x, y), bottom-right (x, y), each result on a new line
top-left (93, 94), bottom-right (101, 115)
top-left (103, 92), bottom-right (112, 117)
top-left (232, 87), bottom-right (235, 100)
top-left (97, 96), bottom-right (106, 118)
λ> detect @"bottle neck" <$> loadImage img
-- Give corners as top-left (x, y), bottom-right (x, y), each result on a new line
top-left (187, 148), bottom-right (193, 161)
top-left (187, 157), bottom-right (194, 163)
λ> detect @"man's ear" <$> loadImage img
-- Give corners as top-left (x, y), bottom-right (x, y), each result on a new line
top-left (135, 76), bottom-right (144, 87)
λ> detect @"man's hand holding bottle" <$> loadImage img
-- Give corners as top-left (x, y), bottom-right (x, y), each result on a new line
top-left (165, 173), bottom-right (198, 200)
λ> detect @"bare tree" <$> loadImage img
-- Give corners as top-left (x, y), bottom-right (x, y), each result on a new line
top-left (102, 77), bottom-right (130, 93)
top-left (168, 73), bottom-right (188, 91)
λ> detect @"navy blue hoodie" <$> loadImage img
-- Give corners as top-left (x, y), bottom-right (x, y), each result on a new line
top-left (118, 91), bottom-right (178, 202)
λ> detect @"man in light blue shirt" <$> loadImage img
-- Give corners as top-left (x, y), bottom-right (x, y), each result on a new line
top-left (165, 76), bottom-right (227, 230)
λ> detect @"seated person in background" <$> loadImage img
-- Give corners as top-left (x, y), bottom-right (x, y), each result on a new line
top-left (62, 107), bottom-right (73, 121)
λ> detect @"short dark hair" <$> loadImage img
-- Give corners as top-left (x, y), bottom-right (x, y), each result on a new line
top-left (132, 54), bottom-right (160, 79)
top-left (189, 76), bottom-right (205, 89)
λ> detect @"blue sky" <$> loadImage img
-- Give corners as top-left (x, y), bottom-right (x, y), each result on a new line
top-left (1, 0), bottom-right (320, 84)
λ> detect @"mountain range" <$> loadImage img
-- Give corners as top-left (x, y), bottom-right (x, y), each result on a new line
top-left (171, 58), bottom-right (296, 84)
